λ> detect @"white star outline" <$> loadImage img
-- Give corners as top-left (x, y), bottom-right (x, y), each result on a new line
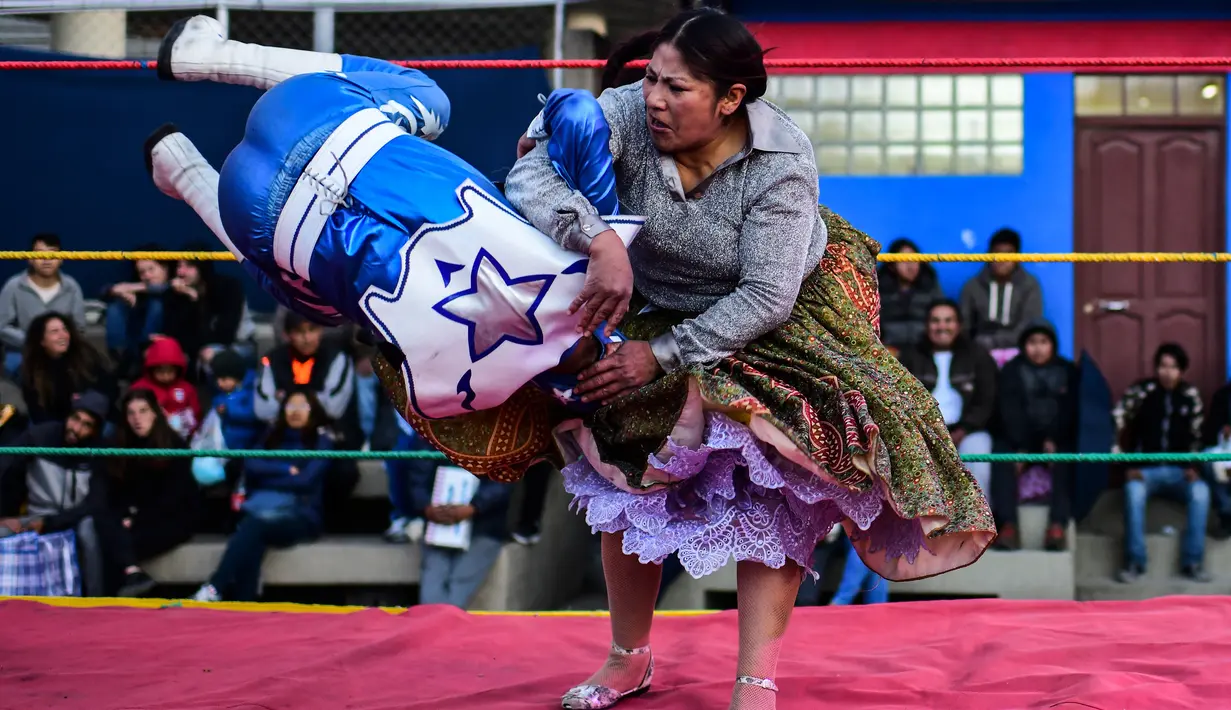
top-left (431, 248), bottom-right (555, 363)
top-left (359, 180), bottom-right (545, 420)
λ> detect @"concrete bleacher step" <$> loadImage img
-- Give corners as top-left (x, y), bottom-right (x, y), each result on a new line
top-left (1074, 532), bottom-right (1231, 600)
top-left (657, 505), bottom-right (1077, 609)
top-left (144, 535), bottom-right (423, 586)
top-left (143, 470), bottom-right (597, 611)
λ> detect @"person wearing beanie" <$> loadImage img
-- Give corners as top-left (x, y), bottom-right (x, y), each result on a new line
top-left (0, 390), bottom-right (112, 594)
top-left (991, 320), bottom-right (1077, 551)
top-left (207, 348), bottom-right (263, 453)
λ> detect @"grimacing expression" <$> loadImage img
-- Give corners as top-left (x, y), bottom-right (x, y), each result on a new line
top-left (642, 43), bottom-right (745, 154)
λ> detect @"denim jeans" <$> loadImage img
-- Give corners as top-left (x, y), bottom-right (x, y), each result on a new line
top-left (3, 349), bottom-right (21, 382)
top-left (957, 431), bottom-right (993, 504)
top-left (385, 430), bottom-right (437, 521)
top-left (419, 535), bottom-right (505, 608)
top-left (209, 512), bottom-right (318, 601)
top-left (1123, 465), bottom-right (1210, 569)
top-left (830, 535), bottom-right (890, 605)
top-left (105, 296), bottom-right (164, 353)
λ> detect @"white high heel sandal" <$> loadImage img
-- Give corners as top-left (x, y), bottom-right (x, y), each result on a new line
top-left (560, 642), bottom-right (654, 709)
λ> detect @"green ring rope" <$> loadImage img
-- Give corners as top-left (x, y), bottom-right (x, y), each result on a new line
top-left (0, 447), bottom-right (1228, 464)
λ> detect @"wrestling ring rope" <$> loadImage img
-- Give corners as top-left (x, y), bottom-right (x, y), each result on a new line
top-left (0, 53), bottom-right (1229, 463)
top-left (5, 56), bottom-right (1231, 71)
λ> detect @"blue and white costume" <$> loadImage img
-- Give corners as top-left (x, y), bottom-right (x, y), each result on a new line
top-left (148, 27), bottom-right (640, 421)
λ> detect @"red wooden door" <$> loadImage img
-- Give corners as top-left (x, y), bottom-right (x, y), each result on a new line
top-left (1074, 122), bottom-right (1225, 400)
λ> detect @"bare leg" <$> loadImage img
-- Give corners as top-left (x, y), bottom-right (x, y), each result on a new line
top-left (561, 531), bottom-right (660, 708)
top-left (730, 560), bottom-right (801, 710)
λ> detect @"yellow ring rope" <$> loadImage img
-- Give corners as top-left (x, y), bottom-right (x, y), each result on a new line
top-left (0, 595), bottom-right (716, 616)
top-left (5, 251), bottom-right (1231, 263)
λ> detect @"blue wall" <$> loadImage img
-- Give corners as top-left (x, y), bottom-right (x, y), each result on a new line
top-left (0, 46), bottom-right (550, 311)
top-left (819, 74), bottom-right (1077, 356)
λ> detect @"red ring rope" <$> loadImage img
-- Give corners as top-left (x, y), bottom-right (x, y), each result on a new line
top-left (2, 57), bottom-right (1231, 72)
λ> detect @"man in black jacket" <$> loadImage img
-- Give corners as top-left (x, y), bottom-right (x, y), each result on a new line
top-left (990, 320), bottom-right (1077, 551)
top-left (1112, 343), bottom-right (1210, 583)
top-left (900, 300), bottom-right (998, 499)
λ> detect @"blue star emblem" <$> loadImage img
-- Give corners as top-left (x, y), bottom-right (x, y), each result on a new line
top-left (432, 248), bottom-right (555, 363)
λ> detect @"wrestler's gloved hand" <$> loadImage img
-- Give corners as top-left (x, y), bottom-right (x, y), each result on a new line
top-left (572, 230), bottom-right (633, 336)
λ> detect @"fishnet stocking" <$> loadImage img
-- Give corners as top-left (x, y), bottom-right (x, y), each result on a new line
top-left (730, 560), bottom-right (801, 710)
top-left (574, 531), bottom-right (660, 691)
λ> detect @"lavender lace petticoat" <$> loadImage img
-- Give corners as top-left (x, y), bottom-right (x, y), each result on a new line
top-left (563, 412), bottom-right (929, 579)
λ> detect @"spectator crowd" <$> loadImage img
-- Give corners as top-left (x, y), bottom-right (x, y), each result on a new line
top-left (1, 227), bottom-right (1229, 609)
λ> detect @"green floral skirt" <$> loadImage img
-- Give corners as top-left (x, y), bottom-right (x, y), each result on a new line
top-left (379, 207), bottom-right (995, 581)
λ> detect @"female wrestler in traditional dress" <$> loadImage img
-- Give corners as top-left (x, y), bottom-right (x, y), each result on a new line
top-left (146, 12), bottom-right (995, 710)
top-left (504, 10), bottom-right (995, 709)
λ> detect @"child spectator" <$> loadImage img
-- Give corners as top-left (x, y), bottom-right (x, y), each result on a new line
top-left (191, 388), bottom-right (333, 602)
top-left (131, 337), bottom-right (201, 440)
top-left (209, 349), bottom-right (263, 452)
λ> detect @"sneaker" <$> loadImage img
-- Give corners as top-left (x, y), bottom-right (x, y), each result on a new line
top-left (406, 517), bottom-right (425, 543)
top-left (992, 524), bottom-right (1020, 551)
top-left (383, 517), bottom-right (412, 543)
top-left (191, 583), bottom-right (222, 602)
top-left (511, 523), bottom-right (542, 546)
top-left (116, 570), bottom-right (157, 598)
top-left (1044, 524), bottom-right (1068, 552)
top-left (1115, 564), bottom-right (1144, 584)
top-left (1182, 564), bottom-right (1213, 583)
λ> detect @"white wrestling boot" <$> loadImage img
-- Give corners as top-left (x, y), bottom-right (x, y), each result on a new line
top-left (143, 124), bottom-right (245, 262)
top-left (561, 642), bottom-right (654, 709)
top-left (156, 15), bottom-right (341, 89)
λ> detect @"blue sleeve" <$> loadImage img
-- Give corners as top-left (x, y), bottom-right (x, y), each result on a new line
top-left (292, 435), bottom-right (333, 489)
top-left (531, 89), bottom-right (620, 216)
top-left (470, 477), bottom-right (512, 517)
top-left (339, 56), bottom-right (452, 142)
top-left (244, 457), bottom-right (296, 483)
top-left (408, 463), bottom-right (437, 518)
top-left (221, 380), bottom-right (261, 426)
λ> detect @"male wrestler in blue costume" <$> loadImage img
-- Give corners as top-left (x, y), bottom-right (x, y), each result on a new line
top-left (146, 16), bottom-right (637, 420)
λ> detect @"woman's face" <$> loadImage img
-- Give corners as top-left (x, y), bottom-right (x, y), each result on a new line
top-left (177, 261), bottom-right (201, 286)
top-left (642, 43), bottom-right (745, 154)
top-left (40, 317), bottom-right (71, 358)
top-left (126, 398), bottom-right (157, 438)
top-left (136, 259), bottom-right (168, 286)
top-left (892, 246), bottom-right (920, 284)
top-left (284, 393), bottom-right (312, 429)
